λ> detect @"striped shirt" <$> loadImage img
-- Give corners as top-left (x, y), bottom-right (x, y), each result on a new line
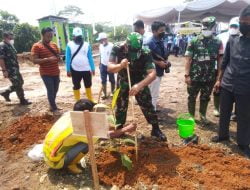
top-left (31, 42), bottom-right (60, 76)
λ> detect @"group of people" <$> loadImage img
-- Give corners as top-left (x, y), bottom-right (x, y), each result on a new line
top-left (184, 7), bottom-right (250, 158)
top-left (1, 5), bottom-right (250, 163)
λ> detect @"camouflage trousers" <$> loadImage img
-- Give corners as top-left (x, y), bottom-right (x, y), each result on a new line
top-left (3, 69), bottom-right (25, 100)
top-left (115, 81), bottom-right (158, 126)
top-left (187, 81), bottom-right (215, 116)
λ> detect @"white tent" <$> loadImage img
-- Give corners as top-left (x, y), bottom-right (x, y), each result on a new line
top-left (136, 0), bottom-right (250, 24)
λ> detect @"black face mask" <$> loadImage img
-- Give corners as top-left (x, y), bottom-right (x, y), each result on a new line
top-left (158, 32), bottom-right (165, 39)
top-left (240, 23), bottom-right (250, 36)
top-left (74, 36), bottom-right (83, 44)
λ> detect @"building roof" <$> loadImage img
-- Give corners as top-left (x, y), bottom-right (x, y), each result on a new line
top-left (38, 15), bottom-right (68, 22)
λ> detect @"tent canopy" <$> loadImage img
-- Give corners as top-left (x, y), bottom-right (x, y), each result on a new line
top-left (136, 0), bottom-right (250, 24)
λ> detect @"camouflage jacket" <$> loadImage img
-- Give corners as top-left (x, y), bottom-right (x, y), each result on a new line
top-left (109, 42), bottom-right (155, 84)
top-left (0, 41), bottom-right (19, 73)
top-left (185, 34), bottom-right (223, 82)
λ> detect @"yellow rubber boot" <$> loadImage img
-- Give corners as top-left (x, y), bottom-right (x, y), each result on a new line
top-left (67, 153), bottom-right (84, 174)
top-left (73, 90), bottom-right (80, 101)
top-left (85, 88), bottom-right (96, 103)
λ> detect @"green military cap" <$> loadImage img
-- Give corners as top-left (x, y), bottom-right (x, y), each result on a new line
top-left (202, 16), bottom-right (216, 30)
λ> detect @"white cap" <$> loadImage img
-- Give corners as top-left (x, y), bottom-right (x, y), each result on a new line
top-left (229, 17), bottom-right (239, 27)
top-left (73, 27), bottom-right (83, 37)
top-left (96, 32), bottom-right (107, 41)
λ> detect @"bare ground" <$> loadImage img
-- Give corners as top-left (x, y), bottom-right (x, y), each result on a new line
top-left (0, 56), bottom-right (249, 190)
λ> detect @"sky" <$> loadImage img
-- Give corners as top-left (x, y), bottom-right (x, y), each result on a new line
top-left (0, 0), bottom-right (184, 26)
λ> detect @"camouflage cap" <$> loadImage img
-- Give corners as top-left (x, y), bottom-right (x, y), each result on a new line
top-left (202, 16), bottom-right (216, 30)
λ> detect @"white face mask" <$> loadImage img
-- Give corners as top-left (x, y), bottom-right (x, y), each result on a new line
top-left (202, 30), bottom-right (213, 37)
top-left (10, 40), bottom-right (14, 46)
top-left (229, 28), bottom-right (239, 36)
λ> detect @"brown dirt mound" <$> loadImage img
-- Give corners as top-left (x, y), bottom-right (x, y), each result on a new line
top-left (96, 140), bottom-right (250, 189)
top-left (0, 114), bottom-right (55, 154)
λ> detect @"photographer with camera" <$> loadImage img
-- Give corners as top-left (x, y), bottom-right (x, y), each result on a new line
top-left (148, 21), bottom-right (171, 112)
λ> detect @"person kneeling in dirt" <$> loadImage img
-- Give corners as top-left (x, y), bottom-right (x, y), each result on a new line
top-left (108, 32), bottom-right (167, 141)
top-left (43, 99), bottom-right (136, 174)
top-left (43, 99), bottom-right (96, 174)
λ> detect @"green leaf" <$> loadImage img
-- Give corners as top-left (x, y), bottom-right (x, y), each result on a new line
top-left (121, 154), bottom-right (132, 170)
top-left (123, 139), bottom-right (136, 146)
top-left (111, 88), bottom-right (121, 110)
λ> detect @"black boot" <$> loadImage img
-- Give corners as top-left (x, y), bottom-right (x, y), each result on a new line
top-left (213, 95), bottom-right (220, 117)
top-left (199, 100), bottom-right (210, 126)
top-left (238, 145), bottom-right (250, 159)
top-left (151, 124), bottom-right (167, 141)
top-left (211, 135), bottom-right (229, 143)
top-left (20, 98), bottom-right (32, 105)
top-left (188, 100), bottom-right (196, 117)
top-left (1, 91), bottom-right (11, 102)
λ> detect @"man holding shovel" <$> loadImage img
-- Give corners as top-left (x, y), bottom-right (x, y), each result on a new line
top-left (108, 32), bottom-right (167, 141)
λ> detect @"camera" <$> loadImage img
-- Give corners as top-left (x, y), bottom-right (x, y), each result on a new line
top-left (165, 62), bottom-right (171, 73)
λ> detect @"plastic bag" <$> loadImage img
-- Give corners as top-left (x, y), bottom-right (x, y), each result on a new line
top-left (27, 144), bottom-right (44, 161)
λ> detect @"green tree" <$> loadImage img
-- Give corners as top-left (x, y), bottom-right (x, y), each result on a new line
top-left (57, 5), bottom-right (84, 17)
top-left (13, 23), bottom-right (40, 53)
top-left (108, 25), bottom-right (132, 42)
top-left (0, 10), bottom-right (19, 23)
top-left (0, 10), bottom-right (19, 41)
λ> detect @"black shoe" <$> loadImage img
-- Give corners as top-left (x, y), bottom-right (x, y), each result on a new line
top-left (101, 95), bottom-right (108, 100)
top-left (211, 136), bottom-right (229, 143)
top-left (20, 99), bottom-right (32, 105)
top-left (184, 135), bottom-right (199, 145)
top-left (151, 128), bottom-right (167, 142)
top-left (116, 124), bottom-right (123, 130)
top-left (238, 145), bottom-right (250, 159)
top-left (1, 91), bottom-right (11, 102)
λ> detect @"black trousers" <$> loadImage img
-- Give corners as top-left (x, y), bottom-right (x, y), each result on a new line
top-left (71, 69), bottom-right (92, 90)
top-left (174, 46), bottom-right (179, 57)
top-left (219, 88), bottom-right (250, 145)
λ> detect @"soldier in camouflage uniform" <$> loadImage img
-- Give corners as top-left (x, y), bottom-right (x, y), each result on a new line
top-left (108, 32), bottom-right (167, 141)
top-left (185, 17), bottom-right (223, 124)
top-left (0, 32), bottom-right (31, 105)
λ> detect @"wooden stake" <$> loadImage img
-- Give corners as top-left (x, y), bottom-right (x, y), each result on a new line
top-left (97, 86), bottom-right (103, 104)
top-left (126, 65), bottom-right (138, 161)
top-left (84, 111), bottom-right (100, 190)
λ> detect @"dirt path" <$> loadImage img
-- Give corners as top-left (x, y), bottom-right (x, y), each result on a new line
top-left (0, 56), bottom-right (248, 190)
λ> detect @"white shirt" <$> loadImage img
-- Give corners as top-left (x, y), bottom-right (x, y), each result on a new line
top-left (217, 32), bottom-right (229, 53)
top-left (99, 42), bottom-right (113, 66)
top-left (68, 41), bottom-right (91, 71)
top-left (143, 32), bottom-right (153, 46)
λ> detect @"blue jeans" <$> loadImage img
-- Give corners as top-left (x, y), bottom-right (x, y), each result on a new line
top-left (99, 64), bottom-right (115, 85)
top-left (41, 75), bottom-right (60, 110)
